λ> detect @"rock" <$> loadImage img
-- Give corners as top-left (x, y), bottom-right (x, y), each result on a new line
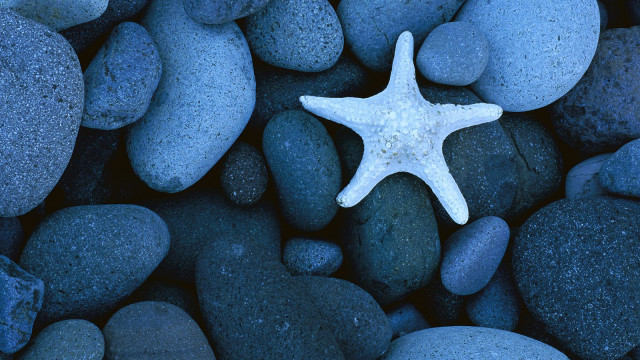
top-left (385, 302), bottom-right (429, 340)
top-left (126, 280), bottom-right (200, 323)
top-left (466, 264), bottom-right (520, 331)
top-left (296, 276), bottom-right (392, 360)
top-left (599, 139), bottom-right (640, 197)
top-left (17, 319), bottom-right (104, 360)
top-left (551, 27), bottom-right (640, 153)
top-left (335, 127), bottom-right (440, 305)
top-left (381, 326), bottom-right (569, 360)
top-left (195, 238), bottom-right (344, 360)
top-left (245, 0), bottom-right (343, 72)
top-left (599, 0), bottom-right (609, 30)
top-left (220, 141), bottom-right (268, 206)
top-left (565, 154), bottom-right (612, 199)
top-left (416, 21), bottom-right (489, 86)
top-left (142, 190), bottom-right (281, 283)
top-left (183, 0), bottom-right (270, 24)
top-left (0, 10), bottom-right (84, 217)
top-left (283, 238), bottom-right (343, 276)
top-left (412, 276), bottom-right (464, 327)
top-left (2, 0), bottom-right (108, 31)
top-left (0, 256), bottom-right (44, 354)
top-left (627, 0), bottom-right (640, 25)
top-left (337, 0), bottom-right (465, 71)
top-left (263, 110), bottom-right (341, 231)
top-left (440, 216), bottom-right (509, 295)
top-left (61, 0), bottom-right (149, 53)
top-left (82, 22), bottom-right (162, 130)
top-left (513, 197), bottom-right (640, 359)
top-left (0, 218), bottom-right (23, 262)
top-left (128, 0), bottom-right (255, 192)
top-left (455, 0), bottom-right (599, 112)
top-left (19, 204), bottom-right (170, 325)
top-left (103, 301), bottom-right (214, 359)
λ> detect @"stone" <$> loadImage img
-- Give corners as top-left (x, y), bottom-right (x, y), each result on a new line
top-left (0, 256), bottom-right (43, 354)
top-left (1, 0), bottom-right (108, 31)
top-left (466, 264), bottom-right (520, 331)
top-left (416, 21), bottom-right (489, 86)
top-left (220, 141), bottom-right (268, 206)
top-left (565, 154), bottom-right (612, 199)
top-left (283, 238), bottom-right (343, 276)
top-left (412, 276), bottom-right (464, 327)
top-left (385, 302), bottom-right (429, 340)
top-left (599, 139), bottom-right (640, 197)
top-left (599, 0), bottom-right (609, 30)
top-left (0, 218), bottom-right (23, 262)
top-left (19, 204), bottom-right (170, 325)
top-left (126, 280), bottom-right (200, 323)
top-left (245, 0), bottom-right (343, 72)
top-left (128, 0), bottom-right (255, 192)
top-left (183, 0), bottom-right (270, 24)
top-left (0, 10), bottom-right (84, 217)
top-left (82, 22), bottom-right (162, 130)
top-left (455, 0), bottom-right (600, 112)
top-left (513, 197), bottom-right (640, 359)
top-left (103, 302), bottom-right (214, 359)
top-left (263, 110), bottom-right (341, 231)
top-left (17, 319), bottom-right (104, 360)
top-left (551, 27), bottom-right (640, 153)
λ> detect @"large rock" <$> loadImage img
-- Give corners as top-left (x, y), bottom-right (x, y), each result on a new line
top-left (1, 0), bottom-right (108, 31)
top-left (17, 319), bottom-right (104, 360)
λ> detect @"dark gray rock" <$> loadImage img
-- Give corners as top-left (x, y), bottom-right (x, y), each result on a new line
top-left (385, 302), bottom-right (429, 340)
top-left (245, 0), bottom-right (343, 72)
top-left (0, 256), bottom-right (43, 354)
top-left (183, 0), bottom-right (270, 24)
top-left (263, 110), bottom-right (341, 231)
top-left (17, 319), bottom-right (104, 360)
top-left (103, 301), bottom-right (214, 359)
top-left (599, 139), bottom-right (640, 197)
top-left (565, 154), bottom-right (612, 199)
top-left (126, 280), bottom-right (200, 323)
top-left (82, 22), bottom-right (162, 130)
top-left (297, 276), bottom-right (392, 360)
top-left (513, 197), bottom-right (640, 359)
top-left (220, 141), bottom-right (268, 206)
top-left (0, 218), bottom-right (23, 262)
top-left (412, 275), bottom-right (464, 327)
top-left (19, 204), bottom-right (170, 325)
top-left (195, 238), bottom-right (345, 360)
top-left (627, 0), bottom-right (640, 25)
top-left (466, 263), bottom-right (520, 331)
top-left (551, 27), bottom-right (640, 153)
top-left (599, 0), bottom-right (609, 30)
top-left (283, 238), bottom-right (342, 276)
top-left (0, 9), bottom-right (84, 217)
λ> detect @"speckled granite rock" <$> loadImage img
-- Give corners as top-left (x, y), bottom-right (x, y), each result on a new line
top-left (220, 141), bottom-right (268, 206)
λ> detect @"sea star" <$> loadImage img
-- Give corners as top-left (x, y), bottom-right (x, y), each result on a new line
top-left (299, 31), bottom-right (503, 225)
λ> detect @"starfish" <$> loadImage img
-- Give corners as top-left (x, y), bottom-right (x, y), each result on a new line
top-left (299, 31), bottom-right (503, 225)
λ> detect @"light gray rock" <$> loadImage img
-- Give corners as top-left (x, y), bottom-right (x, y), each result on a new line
top-left (17, 320), bottom-right (104, 360)
top-left (565, 153), bottom-right (612, 199)
top-left (1, 0), bottom-right (108, 31)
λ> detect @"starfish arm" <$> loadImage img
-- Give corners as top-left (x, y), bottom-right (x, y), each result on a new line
top-left (438, 103), bottom-right (503, 133)
top-left (336, 151), bottom-right (391, 207)
top-left (299, 95), bottom-right (373, 131)
top-left (386, 31), bottom-right (421, 99)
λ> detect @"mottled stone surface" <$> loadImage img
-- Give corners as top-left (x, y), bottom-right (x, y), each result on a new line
top-left (17, 319), bottom-right (104, 360)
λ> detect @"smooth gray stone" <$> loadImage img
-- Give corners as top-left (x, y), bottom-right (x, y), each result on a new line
top-left (17, 319), bottom-right (104, 360)
top-left (386, 302), bottom-right (429, 340)
top-left (1, 0), bottom-right (108, 31)
top-left (599, 139), bottom-right (640, 197)
top-left (283, 238), bottom-right (343, 276)
top-left (466, 264), bottom-right (520, 331)
top-left (565, 153), bottom-right (612, 199)
top-left (183, 0), bottom-right (270, 24)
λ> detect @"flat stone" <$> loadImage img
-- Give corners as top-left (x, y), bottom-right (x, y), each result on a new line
top-left (17, 319), bottom-right (104, 360)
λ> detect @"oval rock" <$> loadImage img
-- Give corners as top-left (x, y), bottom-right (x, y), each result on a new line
top-left (17, 319), bottom-right (104, 360)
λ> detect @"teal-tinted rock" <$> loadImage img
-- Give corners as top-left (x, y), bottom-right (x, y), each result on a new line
top-left (466, 264), bottom-right (520, 331)
top-left (385, 302), bottom-right (429, 340)
top-left (17, 319), bottom-right (104, 360)
top-left (599, 139), bottom-right (640, 197)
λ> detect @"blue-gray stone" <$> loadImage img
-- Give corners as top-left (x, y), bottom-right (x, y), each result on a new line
top-left (455, 0), bottom-right (600, 112)
top-left (337, 0), bottom-right (465, 72)
top-left (386, 302), bottom-right (429, 340)
top-left (297, 276), bottom-right (392, 360)
top-left (0, 9), bottom-right (84, 217)
top-left (17, 319), bottom-right (104, 360)
top-left (1, 0), bottom-right (108, 31)
top-left (263, 110), bottom-right (341, 231)
top-left (416, 21), bottom-right (489, 86)
top-left (440, 216), bottom-right (510, 295)
top-left (565, 154), bottom-right (612, 199)
top-left (126, 280), bottom-right (200, 323)
top-left (19, 204), bottom-right (170, 325)
top-left (599, 139), bottom-right (640, 197)
top-left (381, 326), bottom-right (569, 360)
top-left (245, 0), bottom-right (343, 72)
top-left (599, 0), bottom-right (609, 30)
top-left (184, 0), bottom-right (270, 24)
top-left (284, 238), bottom-right (343, 276)
top-left (513, 197), bottom-right (640, 359)
top-left (82, 22), bottom-right (161, 130)
top-left (128, 0), bottom-right (255, 192)
top-left (220, 141), bottom-right (268, 206)
top-left (0, 256), bottom-right (43, 354)
top-left (0, 218), bottom-right (23, 262)
top-left (466, 264), bottom-right (520, 331)
top-left (412, 276), bottom-right (464, 327)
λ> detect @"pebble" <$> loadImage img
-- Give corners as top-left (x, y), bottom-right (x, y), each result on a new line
top-left (19, 204), bottom-right (170, 325)
top-left (0, 218), bottom-right (23, 262)
top-left (513, 197), bottom-right (640, 359)
top-left (381, 326), bottom-right (568, 359)
top-left (337, 0), bottom-right (465, 71)
top-left (183, 0), bottom-right (270, 24)
top-left (599, 139), bottom-right (640, 197)
top-left (551, 27), bottom-right (640, 153)
top-left (2, 0), bottom-right (108, 31)
top-left (126, 280), bottom-right (200, 323)
top-left (263, 110), bottom-right (341, 231)
top-left (283, 238), bottom-right (343, 276)
top-left (103, 301), bottom-right (214, 359)
top-left (220, 142), bottom-right (268, 206)
top-left (385, 302), bottom-right (429, 340)
top-left (565, 154), bottom-right (613, 199)
top-left (296, 276), bottom-right (392, 360)
top-left (0, 256), bottom-right (44, 354)
top-left (466, 264), bottom-right (520, 331)
top-left (17, 319), bottom-right (104, 360)
top-left (416, 21), bottom-right (489, 86)
top-left (128, 0), bottom-right (255, 192)
top-left (195, 238), bottom-right (344, 359)
top-left (412, 276), bottom-right (464, 326)
top-left (245, 0), bottom-right (343, 72)
top-left (440, 216), bottom-right (510, 295)
top-left (455, 0), bottom-right (600, 112)
top-left (0, 10), bottom-right (84, 217)
top-left (82, 22), bottom-right (162, 130)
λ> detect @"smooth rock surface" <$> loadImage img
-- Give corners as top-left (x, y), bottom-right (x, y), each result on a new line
top-left (220, 142), bottom-right (268, 206)
top-left (2, 0), bottom-right (108, 31)
top-left (599, 139), bottom-right (640, 197)
top-left (284, 238), bottom-right (343, 276)
top-left (17, 319), bottom-right (104, 360)
top-left (0, 218), bottom-right (23, 262)
top-left (566, 154), bottom-right (612, 199)
top-left (183, 0), bottom-right (270, 24)
top-left (386, 302), bottom-right (429, 340)
top-left (466, 264), bottom-right (520, 331)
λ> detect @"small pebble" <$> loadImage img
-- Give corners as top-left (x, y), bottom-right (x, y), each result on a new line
top-left (466, 264), bottom-right (521, 331)
top-left (599, 139), bottom-right (640, 197)
top-left (283, 238), bottom-right (343, 276)
top-left (385, 302), bottom-right (429, 339)
top-left (17, 319), bottom-right (104, 360)
top-left (183, 0), bottom-right (270, 24)
top-left (2, 0), bottom-right (108, 31)
top-left (220, 142), bottom-right (268, 206)
top-left (565, 153), bottom-right (612, 199)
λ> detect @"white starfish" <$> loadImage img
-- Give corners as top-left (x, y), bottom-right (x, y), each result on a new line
top-left (299, 31), bottom-right (503, 225)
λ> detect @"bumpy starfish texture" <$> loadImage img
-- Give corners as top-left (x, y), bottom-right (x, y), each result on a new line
top-left (299, 31), bottom-right (503, 225)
